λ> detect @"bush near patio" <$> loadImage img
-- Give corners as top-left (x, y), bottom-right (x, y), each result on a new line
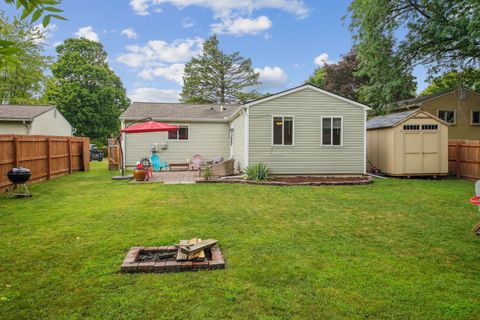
top-left (0, 162), bottom-right (480, 319)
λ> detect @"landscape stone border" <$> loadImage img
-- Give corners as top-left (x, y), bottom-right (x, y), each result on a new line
top-left (196, 175), bottom-right (373, 186)
top-left (120, 244), bottom-right (225, 273)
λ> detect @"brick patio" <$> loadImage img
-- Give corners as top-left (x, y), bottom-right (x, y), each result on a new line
top-left (150, 171), bottom-right (199, 184)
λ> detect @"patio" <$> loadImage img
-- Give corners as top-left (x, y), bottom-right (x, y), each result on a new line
top-left (142, 170), bottom-right (199, 184)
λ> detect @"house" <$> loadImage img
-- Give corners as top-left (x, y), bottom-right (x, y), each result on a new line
top-left (367, 109), bottom-right (448, 176)
top-left (393, 88), bottom-right (480, 140)
top-left (0, 105), bottom-right (73, 136)
top-left (120, 84), bottom-right (370, 175)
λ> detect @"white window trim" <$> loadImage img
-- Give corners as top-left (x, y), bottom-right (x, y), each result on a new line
top-left (437, 109), bottom-right (456, 125)
top-left (321, 116), bottom-right (344, 147)
top-left (471, 110), bottom-right (480, 126)
top-left (166, 124), bottom-right (190, 141)
top-left (271, 115), bottom-right (295, 147)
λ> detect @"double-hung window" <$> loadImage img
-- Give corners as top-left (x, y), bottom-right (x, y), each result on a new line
top-left (272, 116), bottom-right (293, 146)
top-left (472, 111), bottom-right (480, 125)
top-left (168, 125), bottom-right (189, 140)
top-left (438, 110), bottom-right (456, 125)
top-left (322, 117), bottom-right (342, 146)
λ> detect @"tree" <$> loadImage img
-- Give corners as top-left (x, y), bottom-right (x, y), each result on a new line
top-left (307, 49), bottom-right (369, 101)
top-left (181, 35), bottom-right (260, 104)
top-left (421, 69), bottom-right (480, 96)
top-left (348, 0), bottom-right (480, 80)
top-left (1, 0), bottom-right (65, 65)
top-left (0, 12), bottom-right (50, 104)
top-left (45, 38), bottom-right (129, 142)
top-left (348, 1), bottom-right (418, 109)
top-left (306, 67), bottom-right (326, 88)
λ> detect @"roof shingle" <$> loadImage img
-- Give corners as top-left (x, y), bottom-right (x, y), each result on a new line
top-left (367, 109), bottom-right (418, 130)
top-left (120, 102), bottom-right (242, 121)
top-left (0, 105), bottom-right (54, 121)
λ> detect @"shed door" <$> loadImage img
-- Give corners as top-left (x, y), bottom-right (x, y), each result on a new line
top-left (403, 128), bottom-right (440, 174)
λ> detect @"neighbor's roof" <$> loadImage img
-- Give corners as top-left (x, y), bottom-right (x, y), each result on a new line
top-left (393, 87), bottom-right (480, 109)
top-left (367, 110), bottom-right (419, 130)
top-left (0, 105), bottom-right (55, 121)
top-left (120, 102), bottom-right (243, 122)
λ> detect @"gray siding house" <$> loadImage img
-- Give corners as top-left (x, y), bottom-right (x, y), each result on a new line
top-left (120, 84), bottom-right (370, 175)
top-left (0, 105), bottom-right (73, 136)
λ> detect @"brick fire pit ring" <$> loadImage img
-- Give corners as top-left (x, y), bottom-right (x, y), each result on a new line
top-left (120, 244), bottom-right (225, 273)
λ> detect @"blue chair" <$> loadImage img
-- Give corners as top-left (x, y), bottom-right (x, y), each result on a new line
top-left (150, 154), bottom-right (169, 171)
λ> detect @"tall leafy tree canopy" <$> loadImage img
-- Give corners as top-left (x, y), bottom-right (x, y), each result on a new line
top-left (421, 69), bottom-right (480, 96)
top-left (45, 38), bottom-right (129, 142)
top-left (1, 0), bottom-right (65, 65)
top-left (307, 49), bottom-right (369, 101)
top-left (348, 0), bottom-right (480, 108)
top-left (181, 35), bottom-right (260, 104)
top-left (0, 11), bottom-right (49, 104)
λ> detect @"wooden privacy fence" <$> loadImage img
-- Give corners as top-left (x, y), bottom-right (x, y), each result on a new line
top-left (448, 140), bottom-right (480, 180)
top-left (107, 144), bottom-right (121, 171)
top-left (0, 135), bottom-right (90, 192)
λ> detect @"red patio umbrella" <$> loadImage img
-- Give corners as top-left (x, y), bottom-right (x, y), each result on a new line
top-left (114, 120), bottom-right (179, 178)
top-left (121, 121), bottom-right (178, 133)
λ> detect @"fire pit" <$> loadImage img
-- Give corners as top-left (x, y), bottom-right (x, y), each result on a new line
top-left (120, 238), bottom-right (225, 273)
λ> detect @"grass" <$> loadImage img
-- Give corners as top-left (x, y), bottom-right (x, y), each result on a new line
top-left (0, 162), bottom-right (480, 319)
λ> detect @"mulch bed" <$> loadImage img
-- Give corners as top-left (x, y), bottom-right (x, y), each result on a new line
top-left (197, 175), bottom-right (372, 186)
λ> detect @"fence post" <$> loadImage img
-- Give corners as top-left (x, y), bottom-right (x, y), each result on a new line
top-left (14, 137), bottom-right (19, 167)
top-left (456, 142), bottom-right (461, 178)
top-left (67, 138), bottom-right (72, 174)
top-left (46, 138), bottom-right (51, 180)
top-left (82, 138), bottom-right (90, 172)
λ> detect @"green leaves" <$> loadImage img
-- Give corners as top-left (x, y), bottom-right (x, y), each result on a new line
top-left (45, 38), bottom-right (129, 142)
top-left (14, 0), bottom-right (66, 26)
top-left (181, 35), bottom-right (260, 104)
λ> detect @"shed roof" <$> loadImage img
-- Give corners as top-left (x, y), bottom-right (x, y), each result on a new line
top-left (120, 102), bottom-right (243, 122)
top-left (367, 109), bottom-right (447, 130)
top-left (367, 110), bottom-right (419, 130)
top-left (0, 105), bottom-right (54, 121)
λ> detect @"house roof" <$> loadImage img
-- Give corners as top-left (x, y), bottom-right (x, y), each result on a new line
top-left (392, 87), bottom-right (480, 109)
top-left (367, 109), bottom-right (448, 130)
top-left (0, 105), bottom-right (55, 121)
top-left (120, 102), bottom-right (243, 122)
top-left (244, 83), bottom-right (371, 110)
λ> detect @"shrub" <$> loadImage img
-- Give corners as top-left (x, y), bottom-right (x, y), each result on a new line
top-left (245, 163), bottom-right (270, 181)
top-left (203, 166), bottom-right (213, 180)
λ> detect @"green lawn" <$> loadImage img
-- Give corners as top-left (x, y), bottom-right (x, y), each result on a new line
top-left (1, 163), bottom-right (479, 319)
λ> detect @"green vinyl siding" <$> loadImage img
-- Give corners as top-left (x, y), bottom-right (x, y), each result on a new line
top-left (248, 87), bottom-right (365, 175)
top-left (229, 111), bottom-right (245, 171)
top-left (124, 121), bottom-right (230, 167)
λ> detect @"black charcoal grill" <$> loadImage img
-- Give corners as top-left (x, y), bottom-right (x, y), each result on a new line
top-left (6, 167), bottom-right (32, 198)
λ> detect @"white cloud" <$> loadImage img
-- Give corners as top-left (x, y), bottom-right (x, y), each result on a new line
top-left (130, 0), bottom-right (150, 16)
top-left (138, 64), bottom-right (185, 84)
top-left (75, 26), bottom-right (99, 42)
top-left (121, 28), bottom-right (138, 39)
top-left (129, 88), bottom-right (180, 102)
top-left (314, 53), bottom-right (333, 66)
top-left (182, 17), bottom-right (195, 28)
top-left (212, 15), bottom-right (272, 36)
top-left (130, 0), bottom-right (309, 18)
top-left (255, 66), bottom-right (288, 89)
top-left (117, 38), bottom-right (202, 68)
top-left (130, 0), bottom-right (309, 35)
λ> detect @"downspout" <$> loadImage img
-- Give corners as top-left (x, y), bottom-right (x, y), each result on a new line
top-left (121, 119), bottom-right (126, 174)
top-left (363, 110), bottom-right (367, 174)
top-left (243, 107), bottom-right (249, 168)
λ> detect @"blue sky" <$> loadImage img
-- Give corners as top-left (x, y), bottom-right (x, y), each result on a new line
top-left (5, 0), bottom-right (428, 102)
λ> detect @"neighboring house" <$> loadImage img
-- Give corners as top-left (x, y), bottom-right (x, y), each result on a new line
top-left (120, 84), bottom-right (370, 175)
top-left (393, 87), bottom-right (480, 140)
top-left (0, 105), bottom-right (73, 136)
top-left (367, 109), bottom-right (448, 176)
